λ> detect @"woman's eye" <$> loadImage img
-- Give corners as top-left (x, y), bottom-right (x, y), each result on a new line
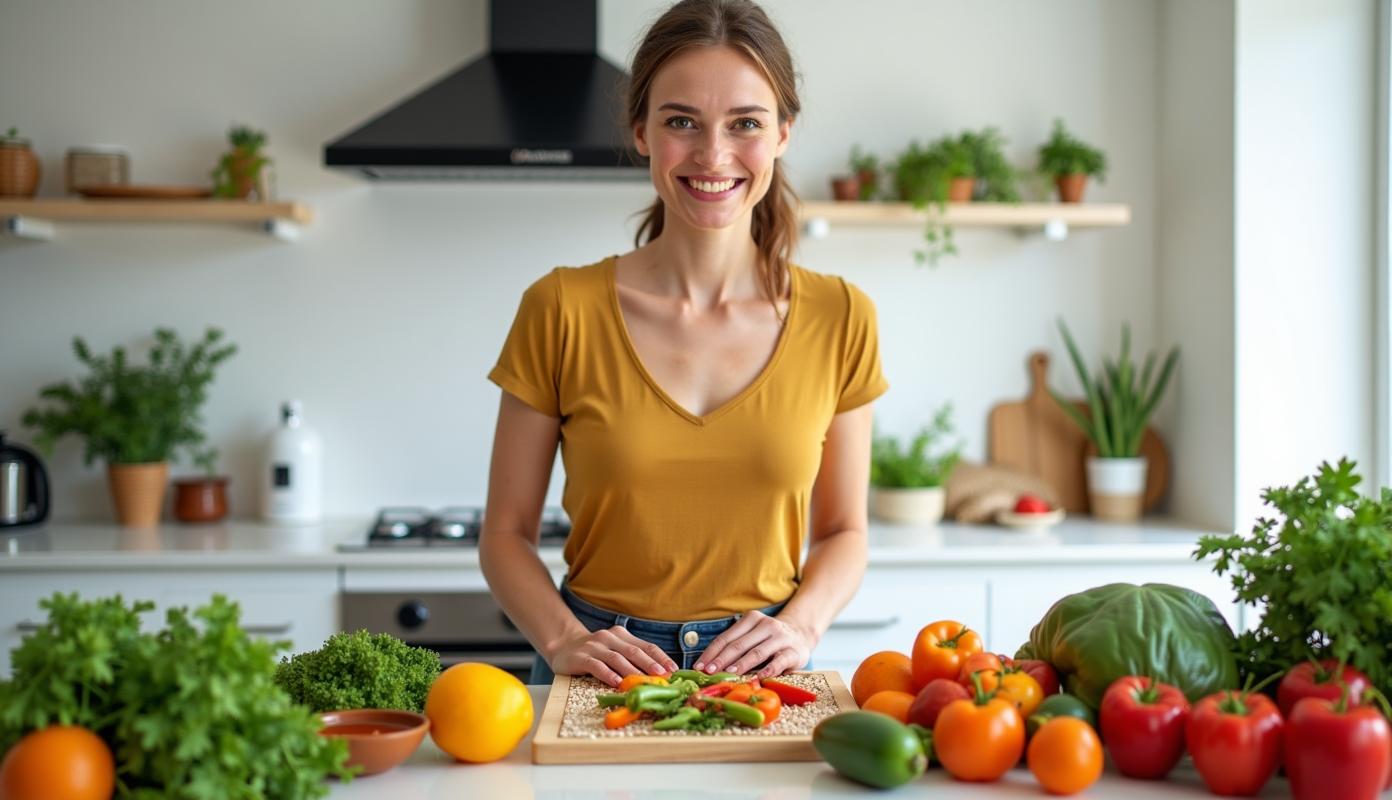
top-left (733, 118), bottom-right (763, 131)
top-left (665, 116), bottom-right (695, 129)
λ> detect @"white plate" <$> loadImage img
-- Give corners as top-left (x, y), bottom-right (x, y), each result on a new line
top-left (995, 508), bottom-right (1065, 531)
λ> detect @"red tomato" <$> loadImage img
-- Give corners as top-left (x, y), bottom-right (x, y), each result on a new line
top-left (907, 678), bottom-right (971, 729)
top-left (1013, 494), bottom-right (1051, 513)
top-left (1286, 695), bottom-right (1391, 800)
top-left (1187, 689), bottom-right (1283, 796)
top-left (1099, 676), bottom-right (1190, 779)
top-left (1277, 659), bottom-right (1371, 717)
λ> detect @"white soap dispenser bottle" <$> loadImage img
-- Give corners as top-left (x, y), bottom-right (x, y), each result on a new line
top-left (259, 400), bottom-right (322, 524)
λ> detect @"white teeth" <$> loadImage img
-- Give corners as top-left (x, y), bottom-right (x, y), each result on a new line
top-left (688, 178), bottom-right (737, 193)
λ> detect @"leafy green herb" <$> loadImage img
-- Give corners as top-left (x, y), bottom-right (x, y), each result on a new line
top-left (1052, 317), bottom-right (1178, 458)
top-left (275, 630), bottom-right (441, 713)
top-left (871, 404), bottom-right (963, 489)
top-left (0, 593), bottom-right (353, 798)
top-left (1037, 118), bottom-right (1107, 180)
top-left (1195, 458), bottom-right (1392, 698)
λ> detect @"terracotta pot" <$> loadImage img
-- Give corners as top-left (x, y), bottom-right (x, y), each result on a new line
top-left (318, 710), bottom-right (430, 776)
top-left (870, 486), bottom-right (946, 525)
top-left (228, 148), bottom-right (260, 199)
top-left (1085, 456), bottom-right (1147, 522)
top-left (0, 140), bottom-right (40, 197)
top-left (830, 175), bottom-right (860, 202)
top-left (108, 462), bottom-right (169, 527)
top-left (1055, 173), bottom-right (1088, 203)
top-left (855, 168), bottom-right (878, 200)
top-left (948, 177), bottom-right (975, 203)
top-left (173, 476), bottom-right (230, 523)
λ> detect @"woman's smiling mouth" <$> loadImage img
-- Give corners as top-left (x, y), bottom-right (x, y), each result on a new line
top-left (679, 176), bottom-right (747, 200)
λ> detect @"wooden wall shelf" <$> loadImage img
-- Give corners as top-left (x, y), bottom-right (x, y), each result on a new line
top-left (0, 199), bottom-right (313, 242)
top-left (799, 201), bottom-right (1130, 240)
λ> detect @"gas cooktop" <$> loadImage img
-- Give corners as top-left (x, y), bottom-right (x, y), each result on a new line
top-left (336, 506), bottom-right (570, 550)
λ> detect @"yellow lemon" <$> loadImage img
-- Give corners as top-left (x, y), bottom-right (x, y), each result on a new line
top-left (425, 662), bottom-right (534, 763)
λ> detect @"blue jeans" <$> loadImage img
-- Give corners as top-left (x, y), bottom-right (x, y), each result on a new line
top-left (528, 583), bottom-right (808, 684)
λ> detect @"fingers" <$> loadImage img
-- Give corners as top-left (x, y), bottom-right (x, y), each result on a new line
top-left (756, 648), bottom-right (804, 679)
top-left (697, 611), bottom-right (772, 673)
top-left (558, 627), bottom-right (678, 688)
top-left (611, 627), bottom-right (679, 675)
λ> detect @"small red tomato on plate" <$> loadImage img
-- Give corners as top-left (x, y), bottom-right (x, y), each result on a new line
top-left (1013, 494), bottom-right (1051, 514)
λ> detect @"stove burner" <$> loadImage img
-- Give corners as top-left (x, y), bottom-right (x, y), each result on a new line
top-left (361, 506), bottom-right (569, 548)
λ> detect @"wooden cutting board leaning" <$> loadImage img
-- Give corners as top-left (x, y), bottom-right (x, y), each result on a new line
top-left (987, 351), bottom-right (1168, 513)
top-left (531, 671), bottom-right (857, 764)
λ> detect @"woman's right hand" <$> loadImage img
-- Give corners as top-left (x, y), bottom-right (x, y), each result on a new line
top-left (548, 626), bottom-right (678, 687)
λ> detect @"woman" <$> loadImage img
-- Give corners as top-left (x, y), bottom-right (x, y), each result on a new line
top-left (480, 0), bottom-right (887, 688)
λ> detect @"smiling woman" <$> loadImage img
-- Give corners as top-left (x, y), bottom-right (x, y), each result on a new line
top-left (479, 0), bottom-right (888, 691)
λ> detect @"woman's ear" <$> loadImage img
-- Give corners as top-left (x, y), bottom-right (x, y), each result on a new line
top-left (774, 116), bottom-right (793, 159)
top-left (633, 120), bottom-right (650, 158)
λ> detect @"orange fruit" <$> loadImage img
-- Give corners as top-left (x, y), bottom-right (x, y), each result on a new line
top-left (0, 725), bottom-right (114, 800)
top-left (1028, 716), bottom-right (1103, 795)
top-left (425, 662), bottom-right (534, 763)
top-left (861, 690), bottom-right (916, 723)
top-left (850, 650), bottom-right (915, 706)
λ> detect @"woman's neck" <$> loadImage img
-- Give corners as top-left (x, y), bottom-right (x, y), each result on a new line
top-left (636, 215), bottom-right (763, 310)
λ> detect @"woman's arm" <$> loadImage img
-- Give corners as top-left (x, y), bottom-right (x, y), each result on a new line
top-left (694, 402), bottom-right (874, 677)
top-left (480, 391), bottom-right (676, 685)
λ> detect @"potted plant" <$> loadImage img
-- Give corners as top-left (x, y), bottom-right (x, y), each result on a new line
top-left (211, 125), bottom-right (271, 199)
top-left (870, 404), bottom-right (963, 524)
top-left (892, 137), bottom-right (973, 266)
top-left (172, 447), bottom-right (230, 523)
top-left (21, 327), bottom-right (237, 527)
top-left (1051, 318), bottom-right (1178, 522)
top-left (1037, 118), bottom-right (1107, 203)
top-left (956, 127), bottom-right (1020, 202)
top-left (850, 145), bottom-right (880, 201)
top-left (0, 127), bottom-right (40, 198)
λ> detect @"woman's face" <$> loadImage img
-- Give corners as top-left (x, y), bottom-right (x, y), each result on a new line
top-left (634, 45), bottom-right (791, 232)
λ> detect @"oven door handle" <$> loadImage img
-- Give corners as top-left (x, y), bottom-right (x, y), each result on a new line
top-left (439, 652), bottom-right (537, 670)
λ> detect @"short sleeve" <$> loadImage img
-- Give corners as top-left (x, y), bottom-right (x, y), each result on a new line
top-left (836, 280), bottom-right (889, 413)
top-left (488, 270), bottom-right (563, 417)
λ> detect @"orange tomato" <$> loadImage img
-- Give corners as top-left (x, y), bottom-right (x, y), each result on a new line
top-left (425, 662), bottom-right (534, 763)
top-left (1027, 716), bottom-right (1103, 795)
top-left (911, 621), bottom-right (983, 690)
top-left (861, 690), bottom-right (916, 723)
top-left (957, 652), bottom-right (1003, 692)
top-left (851, 651), bottom-right (916, 706)
top-left (0, 725), bottom-right (114, 800)
top-left (996, 671), bottom-right (1044, 717)
top-left (726, 684), bottom-right (781, 725)
top-left (933, 694), bottom-right (1025, 782)
top-left (617, 674), bottom-right (668, 693)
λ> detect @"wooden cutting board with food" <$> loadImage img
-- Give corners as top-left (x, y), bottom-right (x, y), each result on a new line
top-left (531, 669), bottom-right (857, 764)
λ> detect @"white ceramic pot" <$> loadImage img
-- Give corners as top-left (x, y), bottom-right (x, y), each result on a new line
top-left (870, 486), bottom-right (945, 525)
top-left (1085, 456), bottom-right (1148, 522)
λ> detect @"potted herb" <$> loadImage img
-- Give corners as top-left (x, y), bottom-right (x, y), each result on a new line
top-left (1037, 118), bottom-right (1107, 203)
top-left (956, 127), bottom-right (1020, 202)
top-left (1051, 318), bottom-right (1177, 522)
top-left (892, 137), bottom-right (973, 266)
top-left (870, 404), bottom-right (963, 524)
top-left (829, 174), bottom-right (860, 202)
top-left (0, 126), bottom-right (40, 198)
top-left (211, 125), bottom-right (271, 199)
top-left (21, 327), bottom-right (237, 526)
top-left (172, 447), bottom-right (230, 524)
top-left (850, 145), bottom-right (881, 200)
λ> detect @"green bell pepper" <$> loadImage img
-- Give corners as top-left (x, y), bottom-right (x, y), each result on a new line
top-left (1015, 582), bottom-right (1240, 711)
top-left (812, 711), bottom-right (933, 789)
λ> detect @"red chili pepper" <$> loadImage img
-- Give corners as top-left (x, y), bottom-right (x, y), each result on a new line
top-left (762, 678), bottom-right (818, 706)
top-left (1286, 692), bottom-right (1392, 800)
top-left (698, 683), bottom-right (734, 698)
top-left (1186, 686), bottom-right (1283, 796)
top-left (1099, 676), bottom-right (1191, 779)
top-left (1277, 659), bottom-right (1372, 717)
top-left (1000, 655), bottom-right (1060, 697)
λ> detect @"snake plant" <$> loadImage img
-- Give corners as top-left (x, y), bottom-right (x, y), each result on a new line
top-left (1051, 318), bottom-right (1178, 458)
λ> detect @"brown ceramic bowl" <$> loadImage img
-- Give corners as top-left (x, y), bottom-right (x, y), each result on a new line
top-left (318, 709), bottom-right (430, 776)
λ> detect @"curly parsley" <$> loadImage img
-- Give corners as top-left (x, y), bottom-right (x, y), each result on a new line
top-left (275, 630), bottom-right (441, 713)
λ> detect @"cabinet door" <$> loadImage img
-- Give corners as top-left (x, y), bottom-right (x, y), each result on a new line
top-left (987, 564), bottom-right (1241, 657)
top-left (814, 570), bottom-right (988, 681)
top-left (0, 569), bottom-right (338, 676)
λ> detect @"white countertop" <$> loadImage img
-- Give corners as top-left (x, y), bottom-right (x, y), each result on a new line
top-left (325, 686), bottom-right (1310, 799)
top-left (0, 517), bottom-right (1222, 571)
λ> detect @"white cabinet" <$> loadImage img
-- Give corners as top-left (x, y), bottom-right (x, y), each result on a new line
top-left (0, 569), bottom-right (338, 676)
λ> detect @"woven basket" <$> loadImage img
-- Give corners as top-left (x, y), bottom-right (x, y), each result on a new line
top-left (0, 140), bottom-right (40, 197)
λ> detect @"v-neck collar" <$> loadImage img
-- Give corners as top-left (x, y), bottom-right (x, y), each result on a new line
top-left (606, 255), bottom-right (798, 427)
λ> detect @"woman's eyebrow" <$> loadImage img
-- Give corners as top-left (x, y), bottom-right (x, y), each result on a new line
top-left (657, 102), bottom-right (771, 115)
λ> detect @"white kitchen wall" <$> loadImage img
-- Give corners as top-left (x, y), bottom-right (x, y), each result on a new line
top-left (2, 0), bottom-right (1369, 529)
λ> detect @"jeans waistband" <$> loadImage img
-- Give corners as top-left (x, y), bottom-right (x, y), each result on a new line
top-left (559, 582), bottom-right (788, 634)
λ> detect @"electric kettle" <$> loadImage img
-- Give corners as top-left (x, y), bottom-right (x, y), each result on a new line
top-left (0, 432), bottom-right (50, 528)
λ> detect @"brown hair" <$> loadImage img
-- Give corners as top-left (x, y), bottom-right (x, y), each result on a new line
top-left (626, 0), bottom-right (801, 305)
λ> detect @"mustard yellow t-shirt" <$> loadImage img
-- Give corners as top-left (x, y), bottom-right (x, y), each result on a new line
top-left (488, 256), bottom-right (888, 620)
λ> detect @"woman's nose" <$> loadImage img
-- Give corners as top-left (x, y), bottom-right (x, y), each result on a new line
top-left (693, 129), bottom-right (729, 168)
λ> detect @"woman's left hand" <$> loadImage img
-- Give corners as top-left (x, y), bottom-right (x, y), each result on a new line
top-left (694, 610), bottom-right (816, 678)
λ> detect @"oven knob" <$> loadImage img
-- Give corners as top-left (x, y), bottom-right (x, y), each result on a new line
top-left (397, 601), bottom-right (430, 630)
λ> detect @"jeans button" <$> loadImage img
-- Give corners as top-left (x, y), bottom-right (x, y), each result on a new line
top-left (682, 630), bottom-right (699, 648)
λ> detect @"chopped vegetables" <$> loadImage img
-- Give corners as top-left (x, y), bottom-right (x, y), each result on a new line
top-left (593, 672), bottom-right (814, 731)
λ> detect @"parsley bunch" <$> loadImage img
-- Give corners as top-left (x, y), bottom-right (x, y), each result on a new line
top-left (275, 631), bottom-right (441, 713)
top-left (0, 593), bottom-right (353, 798)
top-left (1195, 458), bottom-right (1392, 697)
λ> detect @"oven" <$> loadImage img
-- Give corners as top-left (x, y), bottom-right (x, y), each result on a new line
top-left (340, 591), bottom-right (538, 683)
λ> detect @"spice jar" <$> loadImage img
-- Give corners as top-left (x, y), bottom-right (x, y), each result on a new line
top-left (65, 146), bottom-right (129, 193)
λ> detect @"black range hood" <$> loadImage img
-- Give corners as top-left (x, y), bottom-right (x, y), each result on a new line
top-left (324, 0), bottom-right (646, 179)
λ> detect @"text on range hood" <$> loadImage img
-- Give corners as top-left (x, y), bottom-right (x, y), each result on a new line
top-left (324, 0), bottom-right (646, 180)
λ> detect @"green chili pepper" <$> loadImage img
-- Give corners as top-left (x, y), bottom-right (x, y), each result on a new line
top-left (626, 683), bottom-right (684, 712)
top-left (670, 669), bottom-right (742, 687)
top-left (596, 692), bottom-right (628, 708)
top-left (704, 695), bottom-right (766, 727)
top-left (653, 706), bottom-right (703, 731)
